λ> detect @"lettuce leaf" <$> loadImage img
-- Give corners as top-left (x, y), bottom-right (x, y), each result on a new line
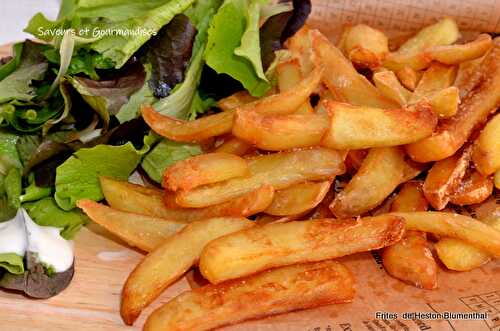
top-left (0, 43), bottom-right (24, 81)
top-left (0, 253), bottom-right (24, 275)
top-left (141, 139), bottom-right (201, 183)
top-left (0, 131), bottom-right (22, 175)
top-left (24, 197), bottom-right (88, 239)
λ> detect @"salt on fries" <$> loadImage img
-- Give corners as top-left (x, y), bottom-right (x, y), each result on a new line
top-left (74, 18), bottom-right (500, 331)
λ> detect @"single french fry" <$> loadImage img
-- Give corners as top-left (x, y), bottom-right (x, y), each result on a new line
top-left (321, 100), bottom-right (437, 150)
top-left (340, 24), bottom-right (389, 68)
top-left (472, 113), bottom-right (500, 175)
top-left (144, 261), bottom-right (355, 331)
top-left (276, 58), bottom-right (314, 114)
top-left (428, 86), bottom-right (460, 118)
top-left (426, 34), bottom-right (493, 65)
top-left (285, 25), bottom-right (314, 74)
top-left (435, 238), bottom-right (491, 271)
top-left (199, 215), bottom-right (405, 284)
top-left (390, 181), bottom-right (429, 212)
top-left (449, 171), bottom-right (493, 206)
top-left (100, 177), bottom-right (274, 221)
top-left (121, 217), bottom-right (254, 325)
top-left (232, 110), bottom-right (330, 151)
top-left (265, 181), bottom-right (331, 216)
top-left (406, 39), bottom-right (500, 162)
top-left (423, 146), bottom-right (472, 210)
top-left (330, 147), bottom-right (421, 218)
top-left (454, 55), bottom-right (485, 98)
top-left (395, 66), bottom-right (421, 91)
top-left (175, 148), bottom-right (345, 208)
top-left (217, 91), bottom-right (256, 111)
top-left (409, 63), bottom-right (457, 103)
top-left (77, 200), bottom-right (186, 253)
top-left (373, 70), bottom-right (412, 106)
top-left (163, 153), bottom-right (249, 191)
top-left (389, 212), bottom-right (500, 257)
top-left (310, 29), bottom-right (398, 108)
top-left (214, 137), bottom-right (252, 156)
top-left (384, 18), bottom-right (460, 71)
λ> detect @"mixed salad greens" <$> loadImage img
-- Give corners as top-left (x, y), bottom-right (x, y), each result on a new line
top-left (0, 0), bottom-right (310, 297)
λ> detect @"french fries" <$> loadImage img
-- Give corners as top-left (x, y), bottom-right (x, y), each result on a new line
top-left (426, 34), bottom-right (493, 65)
top-left (199, 215), bottom-right (405, 284)
top-left (285, 25), bottom-right (314, 74)
top-left (409, 63), bottom-right (457, 103)
top-left (423, 146), bottom-right (471, 210)
top-left (232, 111), bottom-right (330, 150)
top-left (310, 29), bottom-right (398, 108)
top-left (472, 113), bottom-right (500, 175)
top-left (265, 181), bottom-right (331, 216)
top-left (339, 24), bottom-right (389, 68)
top-left (276, 58), bottom-right (314, 114)
top-left (495, 171), bottom-right (500, 189)
top-left (217, 91), bottom-right (256, 111)
top-left (144, 261), bottom-right (355, 331)
top-left (100, 177), bottom-right (274, 221)
top-left (427, 86), bottom-right (460, 118)
top-left (406, 39), bottom-right (500, 162)
top-left (395, 66), bottom-right (421, 91)
top-left (321, 100), bottom-right (437, 150)
top-left (175, 148), bottom-right (345, 208)
top-left (449, 171), bottom-right (493, 206)
top-left (435, 238), bottom-right (491, 271)
top-left (330, 147), bottom-right (421, 218)
top-left (454, 56), bottom-right (485, 98)
top-left (389, 212), bottom-right (500, 257)
top-left (373, 70), bottom-right (411, 106)
top-left (77, 200), bottom-right (186, 253)
top-left (162, 153), bottom-right (249, 191)
top-left (121, 217), bottom-right (254, 325)
top-left (382, 182), bottom-right (437, 289)
top-left (214, 137), bottom-right (252, 156)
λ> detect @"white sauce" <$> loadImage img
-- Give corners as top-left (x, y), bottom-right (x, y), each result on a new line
top-left (23, 209), bottom-right (74, 273)
top-left (0, 209), bottom-right (27, 256)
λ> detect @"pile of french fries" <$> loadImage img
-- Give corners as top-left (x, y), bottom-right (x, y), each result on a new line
top-left (77, 17), bottom-right (500, 331)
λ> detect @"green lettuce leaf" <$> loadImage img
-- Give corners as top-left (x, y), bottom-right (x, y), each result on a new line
top-left (205, 0), bottom-right (270, 97)
top-left (20, 179), bottom-right (52, 203)
top-left (24, 197), bottom-right (88, 239)
top-left (141, 139), bottom-right (201, 183)
top-left (4, 168), bottom-right (22, 210)
top-left (55, 142), bottom-right (143, 210)
top-left (0, 253), bottom-right (24, 275)
top-left (0, 131), bottom-right (22, 175)
top-left (0, 43), bottom-right (24, 81)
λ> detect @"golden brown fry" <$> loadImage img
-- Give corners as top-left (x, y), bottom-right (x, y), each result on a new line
top-left (495, 171), bottom-right (500, 189)
top-left (428, 86), bottom-right (460, 118)
top-left (389, 212), bottom-right (500, 257)
top-left (454, 56), bottom-right (485, 98)
top-left (232, 110), bottom-right (330, 151)
top-left (330, 147), bottom-right (421, 218)
top-left (423, 146), bottom-right (471, 210)
top-left (175, 148), bottom-right (345, 208)
top-left (426, 34), bottom-right (493, 65)
top-left (406, 40), bottom-right (500, 162)
top-left (144, 261), bottom-right (355, 331)
top-left (199, 215), bottom-right (405, 284)
top-left (472, 113), bottom-right (500, 175)
top-left (77, 199), bottom-right (186, 253)
top-left (395, 66), bottom-right (421, 91)
top-left (265, 181), bottom-right (331, 216)
top-left (390, 181), bottom-right (429, 212)
top-left (162, 153), bottom-right (249, 191)
top-left (285, 25), bottom-right (314, 74)
top-left (435, 238), bottom-right (491, 271)
top-left (410, 63), bottom-right (457, 102)
top-left (449, 171), bottom-right (493, 206)
top-left (373, 70), bottom-right (412, 106)
top-left (321, 100), bottom-right (437, 150)
top-left (121, 217), bottom-right (254, 325)
top-left (276, 58), bottom-right (314, 114)
top-left (339, 24), bottom-right (389, 68)
top-left (310, 29), bottom-right (397, 108)
top-left (214, 137), bottom-right (252, 156)
top-left (100, 177), bottom-right (274, 221)
top-left (217, 91), bottom-right (256, 111)
top-left (345, 150), bottom-right (368, 174)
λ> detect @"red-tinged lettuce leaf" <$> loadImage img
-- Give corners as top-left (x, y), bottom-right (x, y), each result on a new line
top-left (145, 14), bottom-right (197, 98)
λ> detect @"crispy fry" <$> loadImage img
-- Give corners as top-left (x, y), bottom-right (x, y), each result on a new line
top-left (214, 137), bottom-right (252, 156)
top-left (276, 58), bottom-right (314, 114)
top-left (449, 171), bottom-right (493, 206)
top-left (423, 146), bottom-right (471, 210)
top-left (389, 212), bottom-right (500, 257)
top-left (144, 261), bottom-right (355, 331)
top-left (285, 25), bottom-right (314, 74)
top-left (199, 215), bottom-right (404, 284)
top-left (321, 100), bottom-right (437, 150)
top-left (409, 63), bottom-right (457, 103)
top-left (265, 181), bottom-right (331, 216)
top-left (100, 177), bottom-right (274, 221)
top-left (373, 70), bottom-right (412, 106)
top-left (426, 34), bottom-right (493, 65)
top-left (454, 56), bottom-right (485, 98)
top-left (162, 153), bottom-right (249, 191)
top-left (330, 147), bottom-right (421, 218)
top-left (339, 24), bottom-right (389, 68)
top-left (217, 91), bottom-right (256, 111)
top-left (472, 113), bottom-right (500, 175)
top-left (121, 217), bottom-right (254, 325)
top-left (232, 111), bottom-right (330, 150)
top-left (175, 148), bottom-right (345, 208)
top-left (395, 66), bottom-right (421, 91)
top-left (390, 181), bottom-right (429, 213)
top-left (345, 150), bottom-right (368, 174)
top-left (406, 40), bottom-right (500, 162)
top-left (384, 18), bottom-right (460, 71)
top-left (310, 29), bottom-right (397, 108)
top-left (428, 86), bottom-right (460, 118)
top-left (435, 238), bottom-right (491, 271)
top-left (77, 200), bottom-right (186, 253)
